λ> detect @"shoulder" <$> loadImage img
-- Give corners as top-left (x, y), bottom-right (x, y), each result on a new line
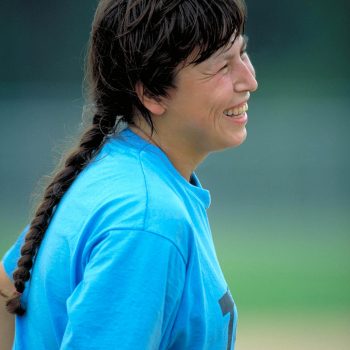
top-left (51, 137), bottom-right (150, 237)
top-left (52, 133), bottom-right (198, 262)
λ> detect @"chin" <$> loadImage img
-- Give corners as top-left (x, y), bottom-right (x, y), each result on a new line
top-left (227, 129), bottom-right (247, 148)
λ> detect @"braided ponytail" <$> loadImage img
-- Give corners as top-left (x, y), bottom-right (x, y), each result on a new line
top-left (6, 114), bottom-right (117, 315)
top-left (6, 0), bottom-right (246, 316)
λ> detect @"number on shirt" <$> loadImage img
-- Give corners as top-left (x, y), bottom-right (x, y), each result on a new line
top-left (219, 290), bottom-right (235, 350)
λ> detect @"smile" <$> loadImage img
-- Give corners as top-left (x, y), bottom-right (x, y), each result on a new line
top-left (223, 103), bottom-right (248, 117)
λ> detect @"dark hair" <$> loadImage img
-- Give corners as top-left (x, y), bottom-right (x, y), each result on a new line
top-left (7, 0), bottom-right (246, 315)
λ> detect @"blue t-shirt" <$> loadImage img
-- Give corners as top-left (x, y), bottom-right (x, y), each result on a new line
top-left (2, 128), bottom-right (238, 350)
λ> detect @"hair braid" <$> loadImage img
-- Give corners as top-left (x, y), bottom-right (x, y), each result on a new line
top-left (6, 0), bottom-right (246, 317)
top-left (6, 114), bottom-right (117, 315)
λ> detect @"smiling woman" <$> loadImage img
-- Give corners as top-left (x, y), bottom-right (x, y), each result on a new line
top-left (144, 34), bottom-right (257, 160)
top-left (1, 0), bottom-right (257, 349)
top-left (132, 33), bottom-right (257, 179)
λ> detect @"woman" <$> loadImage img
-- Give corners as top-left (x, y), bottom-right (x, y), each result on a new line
top-left (0, 0), bottom-right (257, 348)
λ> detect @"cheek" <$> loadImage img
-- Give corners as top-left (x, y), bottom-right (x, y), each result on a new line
top-left (210, 76), bottom-right (234, 108)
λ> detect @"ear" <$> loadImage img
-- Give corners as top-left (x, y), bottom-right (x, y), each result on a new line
top-left (135, 82), bottom-right (166, 116)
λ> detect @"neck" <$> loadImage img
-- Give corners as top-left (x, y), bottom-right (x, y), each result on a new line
top-left (130, 122), bottom-right (206, 182)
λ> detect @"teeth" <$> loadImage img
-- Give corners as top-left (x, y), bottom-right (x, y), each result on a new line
top-left (224, 103), bottom-right (248, 117)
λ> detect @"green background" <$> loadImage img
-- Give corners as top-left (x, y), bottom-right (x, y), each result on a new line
top-left (1, 1), bottom-right (349, 348)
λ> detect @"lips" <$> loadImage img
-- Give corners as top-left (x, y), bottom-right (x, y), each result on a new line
top-left (223, 102), bottom-right (248, 117)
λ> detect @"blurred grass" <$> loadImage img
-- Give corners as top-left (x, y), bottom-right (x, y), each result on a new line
top-left (212, 206), bottom-right (350, 349)
top-left (212, 207), bottom-right (350, 314)
top-left (236, 312), bottom-right (350, 350)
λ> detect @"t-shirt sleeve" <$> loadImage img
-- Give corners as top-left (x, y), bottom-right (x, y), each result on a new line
top-left (1, 226), bottom-right (29, 280)
top-left (60, 229), bottom-right (186, 350)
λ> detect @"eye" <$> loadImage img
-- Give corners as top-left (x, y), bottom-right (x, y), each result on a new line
top-left (218, 64), bottom-right (229, 73)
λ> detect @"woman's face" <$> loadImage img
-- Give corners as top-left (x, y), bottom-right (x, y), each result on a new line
top-left (160, 35), bottom-right (258, 158)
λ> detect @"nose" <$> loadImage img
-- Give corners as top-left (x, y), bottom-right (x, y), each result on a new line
top-left (234, 58), bottom-right (258, 93)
